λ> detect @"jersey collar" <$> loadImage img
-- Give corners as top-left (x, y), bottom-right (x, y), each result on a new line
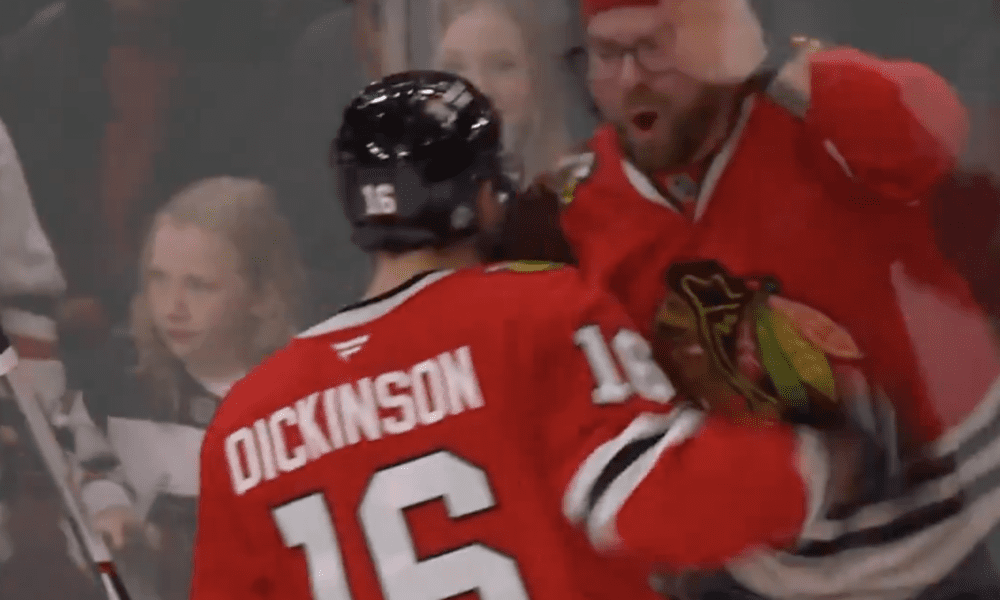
top-left (298, 270), bottom-right (455, 338)
top-left (619, 94), bottom-right (757, 221)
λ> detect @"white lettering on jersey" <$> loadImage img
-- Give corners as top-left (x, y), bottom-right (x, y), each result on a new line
top-left (339, 378), bottom-right (382, 444)
top-left (225, 427), bottom-right (261, 495)
top-left (225, 346), bottom-right (486, 495)
top-left (253, 418), bottom-right (279, 481)
top-left (412, 359), bottom-right (448, 425)
top-left (438, 346), bottom-right (485, 413)
top-left (375, 371), bottom-right (417, 434)
top-left (322, 387), bottom-right (346, 449)
top-left (296, 393), bottom-right (333, 460)
top-left (270, 407), bottom-right (308, 473)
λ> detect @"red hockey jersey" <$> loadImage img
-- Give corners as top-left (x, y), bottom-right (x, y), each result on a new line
top-left (559, 48), bottom-right (993, 444)
top-left (190, 267), bottom-right (829, 600)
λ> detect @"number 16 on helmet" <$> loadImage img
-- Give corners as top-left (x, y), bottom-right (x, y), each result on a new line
top-left (332, 71), bottom-right (516, 254)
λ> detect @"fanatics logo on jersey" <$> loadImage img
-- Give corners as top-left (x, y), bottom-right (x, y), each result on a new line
top-left (331, 335), bottom-right (370, 361)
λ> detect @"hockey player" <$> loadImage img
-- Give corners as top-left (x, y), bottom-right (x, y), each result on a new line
top-left (189, 71), bottom-right (848, 600)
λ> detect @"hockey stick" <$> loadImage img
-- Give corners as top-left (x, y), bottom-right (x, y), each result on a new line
top-left (3, 368), bottom-right (131, 600)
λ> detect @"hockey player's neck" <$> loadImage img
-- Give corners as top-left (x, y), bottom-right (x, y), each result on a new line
top-left (364, 245), bottom-right (479, 299)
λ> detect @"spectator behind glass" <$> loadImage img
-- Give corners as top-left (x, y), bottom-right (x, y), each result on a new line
top-left (265, 1), bottom-right (372, 319)
top-left (133, 179), bottom-right (305, 402)
top-left (75, 177), bottom-right (305, 600)
top-left (434, 0), bottom-right (570, 186)
top-left (0, 0), bottom-right (317, 381)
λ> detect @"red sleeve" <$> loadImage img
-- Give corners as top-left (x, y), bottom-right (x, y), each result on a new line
top-left (536, 278), bottom-right (831, 569)
top-left (190, 422), bottom-right (269, 600)
top-left (788, 47), bottom-right (968, 202)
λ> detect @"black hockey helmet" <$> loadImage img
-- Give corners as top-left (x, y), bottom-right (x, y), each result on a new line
top-left (332, 70), bottom-right (514, 253)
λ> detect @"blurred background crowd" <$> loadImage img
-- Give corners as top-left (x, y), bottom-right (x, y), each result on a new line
top-left (0, 0), bottom-right (996, 598)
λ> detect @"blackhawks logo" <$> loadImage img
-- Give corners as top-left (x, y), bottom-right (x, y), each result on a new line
top-left (554, 151), bottom-right (596, 205)
top-left (654, 260), bottom-right (863, 425)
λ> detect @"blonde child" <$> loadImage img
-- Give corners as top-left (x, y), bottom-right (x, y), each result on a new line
top-left (78, 176), bottom-right (306, 600)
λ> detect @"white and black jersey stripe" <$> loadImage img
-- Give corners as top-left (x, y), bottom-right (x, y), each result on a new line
top-left (729, 375), bottom-right (1000, 600)
top-left (563, 408), bottom-right (706, 550)
top-left (562, 406), bottom-right (833, 554)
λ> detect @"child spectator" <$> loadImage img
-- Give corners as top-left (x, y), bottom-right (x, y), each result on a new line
top-left (75, 176), bottom-right (306, 600)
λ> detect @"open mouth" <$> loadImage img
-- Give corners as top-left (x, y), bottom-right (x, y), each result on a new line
top-left (632, 111), bottom-right (659, 131)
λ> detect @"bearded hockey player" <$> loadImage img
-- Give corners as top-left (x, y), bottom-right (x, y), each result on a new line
top-left (499, 0), bottom-right (1000, 598)
top-left (188, 71), bottom-right (853, 600)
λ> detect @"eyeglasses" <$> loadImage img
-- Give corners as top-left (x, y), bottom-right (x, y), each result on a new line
top-left (584, 30), bottom-right (677, 79)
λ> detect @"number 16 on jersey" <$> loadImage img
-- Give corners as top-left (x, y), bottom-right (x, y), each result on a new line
top-left (574, 325), bottom-right (675, 405)
top-left (271, 326), bottom-right (672, 599)
top-left (273, 451), bottom-right (530, 600)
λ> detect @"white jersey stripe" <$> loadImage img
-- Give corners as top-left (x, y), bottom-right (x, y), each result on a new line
top-left (586, 408), bottom-right (704, 550)
top-left (801, 379), bottom-right (1000, 543)
top-left (562, 409), bottom-right (687, 524)
top-left (731, 483), bottom-right (1000, 600)
top-left (793, 429), bottom-right (833, 531)
top-left (934, 374), bottom-right (1000, 457)
top-left (298, 270), bottom-right (455, 338)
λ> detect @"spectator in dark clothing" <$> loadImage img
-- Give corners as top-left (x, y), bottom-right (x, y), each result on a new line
top-left (0, 0), bottom-right (317, 383)
top-left (263, 2), bottom-right (373, 318)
